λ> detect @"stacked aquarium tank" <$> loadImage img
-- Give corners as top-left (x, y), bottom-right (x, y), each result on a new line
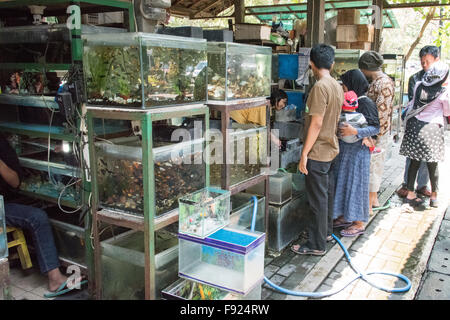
top-left (207, 42), bottom-right (272, 104)
top-left (95, 134), bottom-right (206, 217)
top-left (178, 187), bottom-right (231, 238)
top-left (178, 227), bottom-right (265, 295)
top-left (82, 32), bottom-right (207, 108)
top-left (101, 228), bottom-right (179, 300)
top-left (162, 277), bottom-right (262, 300)
top-left (210, 126), bottom-right (268, 188)
top-left (331, 49), bottom-right (365, 79)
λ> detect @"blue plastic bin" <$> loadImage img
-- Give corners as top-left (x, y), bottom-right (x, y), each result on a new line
top-left (278, 54), bottom-right (299, 80)
top-left (285, 90), bottom-right (305, 117)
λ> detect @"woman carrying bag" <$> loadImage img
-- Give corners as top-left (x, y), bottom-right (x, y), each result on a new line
top-left (400, 61), bottom-right (450, 209)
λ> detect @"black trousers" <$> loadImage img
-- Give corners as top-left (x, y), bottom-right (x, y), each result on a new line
top-left (407, 159), bottom-right (439, 193)
top-left (304, 158), bottom-right (336, 252)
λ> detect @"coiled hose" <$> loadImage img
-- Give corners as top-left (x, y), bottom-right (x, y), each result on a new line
top-left (250, 195), bottom-right (411, 298)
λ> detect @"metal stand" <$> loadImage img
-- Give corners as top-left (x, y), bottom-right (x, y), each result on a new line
top-left (86, 105), bottom-right (209, 300)
top-left (207, 98), bottom-right (271, 239)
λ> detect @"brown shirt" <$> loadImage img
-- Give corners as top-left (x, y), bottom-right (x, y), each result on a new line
top-left (367, 73), bottom-right (395, 137)
top-left (304, 76), bottom-right (344, 162)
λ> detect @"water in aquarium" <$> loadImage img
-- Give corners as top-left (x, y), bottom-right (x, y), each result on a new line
top-left (210, 127), bottom-right (268, 187)
top-left (207, 42), bottom-right (271, 102)
top-left (84, 44), bottom-right (143, 107)
top-left (96, 140), bottom-right (206, 217)
top-left (83, 33), bottom-right (207, 108)
top-left (20, 172), bottom-right (82, 207)
top-left (162, 278), bottom-right (262, 300)
top-left (0, 25), bottom-right (72, 64)
top-left (101, 229), bottom-right (179, 300)
top-left (178, 228), bottom-right (265, 295)
top-left (178, 188), bottom-right (230, 238)
top-left (331, 57), bottom-right (359, 79)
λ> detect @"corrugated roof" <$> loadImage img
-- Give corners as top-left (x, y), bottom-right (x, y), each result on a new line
top-left (246, 1), bottom-right (400, 30)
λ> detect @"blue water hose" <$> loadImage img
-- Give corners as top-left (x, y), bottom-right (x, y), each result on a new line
top-left (250, 196), bottom-right (411, 298)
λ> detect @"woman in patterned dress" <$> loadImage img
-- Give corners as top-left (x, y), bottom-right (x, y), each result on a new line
top-left (333, 69), bottom-right (380, 237)
top-left (400, 61), bottom-right (450, 209)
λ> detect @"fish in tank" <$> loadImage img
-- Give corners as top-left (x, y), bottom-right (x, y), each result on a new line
top-left (96, 141), bottom-right (206, 217)
top-left (178, 188), bottom-right (230, 238)
top-left (83, 33), bottom-right (207, 108)
top-left (169, 279), bottom-right (229, 300)
top-left (207, 42), bottom-right (271, 102)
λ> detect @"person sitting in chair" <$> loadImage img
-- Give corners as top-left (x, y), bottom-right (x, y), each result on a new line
top-left (0, 134), bottom-right (86, 298)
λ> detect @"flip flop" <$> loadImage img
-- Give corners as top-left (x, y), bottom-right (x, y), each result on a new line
top-left (340, 227), bottom-right (365, 237)
top-left (403, 197), bottom-right (425, 210)
top-left (333, 221), bottom-right (352, 228)
top-left (44, 279), bottom-right (88, 298)
top-left (333, 217), bottom-right (352, 228)
top-left (290, 244), bottom-right (325, 256)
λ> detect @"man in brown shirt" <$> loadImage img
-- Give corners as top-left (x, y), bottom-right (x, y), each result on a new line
top-left (359, 51), bottom-right (395, 214)
top-left (291, 44), bottom-right (344, 255)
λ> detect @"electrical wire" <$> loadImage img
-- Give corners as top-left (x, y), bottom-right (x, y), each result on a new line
top-left (57, 176), bottom-right (83, 213)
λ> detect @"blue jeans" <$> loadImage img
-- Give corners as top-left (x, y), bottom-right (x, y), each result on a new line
top-left (5, 203), bottom-right (60, 274)
top-left (403, 158), bottom-right (429, 189)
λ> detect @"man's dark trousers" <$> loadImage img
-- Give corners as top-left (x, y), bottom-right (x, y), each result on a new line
top-left (304, 158), bottom-right (336, 252)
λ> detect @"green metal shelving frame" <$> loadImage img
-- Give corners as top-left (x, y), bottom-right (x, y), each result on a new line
top-left (86, 104), bottom-right (210, 300)
top-left (0, 0), bottom-right (136, 298)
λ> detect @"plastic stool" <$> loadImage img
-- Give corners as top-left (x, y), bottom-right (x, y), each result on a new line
top-left (6, 227), bottom-right (32, 270)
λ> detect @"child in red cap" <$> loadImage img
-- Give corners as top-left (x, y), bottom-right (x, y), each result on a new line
top-left (338, 91), bottom-right (375, 151)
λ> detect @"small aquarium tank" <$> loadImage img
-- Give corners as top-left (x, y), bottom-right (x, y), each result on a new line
top-left (82, 32), bottom-right (207, 108)
top-left (178, 187), bottom-right (231, 238)
top-left (331, 49), bottom-right (365, 79)
top-left (0, 25), bottom-right (72, 64)
top-left (207, 42), bottom-right (271, 103)
top-left (210, 126), bottom-right (268, 187)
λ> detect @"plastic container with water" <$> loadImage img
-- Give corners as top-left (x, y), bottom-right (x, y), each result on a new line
top-left (178, 227), bottom-right (265, 295)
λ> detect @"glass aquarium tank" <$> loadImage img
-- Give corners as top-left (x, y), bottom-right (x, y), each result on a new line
top-left (82, 32), bottom-right (207, 108)
top-left (8, 135), bottom-right (83, 208)
top-left (95, 135), bottom-right (206, 217)
top-left (162, 278), bottom-right (261, 300)
top-left (0, 24), bottom-right (126, 65)
top-left (101, 228), bottom-right (179, 300)
top-left (178, 187), bottom-right (231, 238)
top-left (331, 49), bottom-right (365, 79)
top-left (207, 42), bottom-right (271, 103)
top-left (246, 171), bottom-right (292, 206)
top-left (0, 25), bottom-right (72, 64)
top-left (210, 127), bottom-right (268, 187)
top-left (382, 54), bottom-right (405, 107)
top-left (178, 227), bottom-right (265, 295)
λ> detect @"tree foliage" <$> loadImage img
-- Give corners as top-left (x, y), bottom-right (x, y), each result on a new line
top-left (390, 0), bottom-right (450, 60)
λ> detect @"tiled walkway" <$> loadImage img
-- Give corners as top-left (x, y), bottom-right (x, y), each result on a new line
top-left (7, 265), bottom-right (53, 300)
top-left (262, 132), bottom-right (450, 300)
